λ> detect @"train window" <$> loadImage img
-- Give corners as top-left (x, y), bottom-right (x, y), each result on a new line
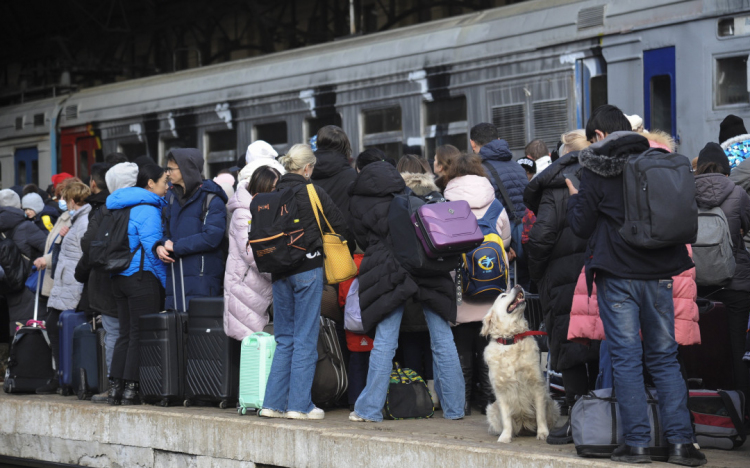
top-left (31, 160), bottom-right (39, 186)
top-left (255, 121), bottom-right (287, 145)
top-left (364, 142), bottom-right (403, 161)
top-left (17, 161), bottom-right (26, 185)
top-left (716, 55), bottom-right (749, 106)
top-left (425, 96), bottom-right (467, 126)
top-left (425, 134), bottom-right (468, 161)
top-left (206, 129), bottom-right (237, 178)
top-left (590, 75), bottom-right (608, 113)
top-left (363, 107), bottom-right (402, 134)
top-left (305, 113), bottom-right (342, 141)
top-left (492, 104), bottom-right (526, 150)
top-left (78, 150), bottom-right (90, 180)
top-left (649, 75), bottom-right (673, 134)
top-left (119, 143), bottom-right (147, 161)
top-left (719, 19), bottom-right (735, 36)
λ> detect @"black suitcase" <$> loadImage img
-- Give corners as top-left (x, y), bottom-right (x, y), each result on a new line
top-left (680, 298), bottom-right (735, 390)
top-left (139, 261), bottom-right (188, 406)
top-left (73, 321), bottom-right (100, 399)
top-left (312, 316), bottom-right (348, 408)
top-left (184, 296), bottom-right (240, 409)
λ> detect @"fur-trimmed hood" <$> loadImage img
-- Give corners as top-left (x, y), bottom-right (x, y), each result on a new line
top-left (401, 172), bottom-right (439, 197)
top-left (578, 131), bottom-right (651, 178)
top-left (645, 130), bottom-right (675, 153)
top-left (721, 134), bottom-right (750, 170)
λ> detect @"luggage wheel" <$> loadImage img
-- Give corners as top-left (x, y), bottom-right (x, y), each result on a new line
top-left (183, 399), bottom-right (191, 407)
top-left (159, 398), bottom-right (169, 407)
top-left (219, 400), bottom-right (228, 410)
top-left (60, 386), bottom-right (72, 397)
top-left (238, 407), bottom-right (246, 416)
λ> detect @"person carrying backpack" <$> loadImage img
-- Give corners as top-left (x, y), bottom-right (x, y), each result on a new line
top-left (255, 144), bottom-right (349, 421)
top-left (442, 153), bottom-right (510, 416)
top-left (693, 142), bottom-right (750, 421)
top-left (566, 105), bottom-right (705, 466)
top-left (155, 148), bottom-right (227, 310)
top-left (105, 164), bottom-right (168, 405)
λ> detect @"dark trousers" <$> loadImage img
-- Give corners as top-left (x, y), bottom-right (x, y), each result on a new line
top-left (561, 362), bottom-right (597, 408)
top-left (347, 351), bottom-right (370, 405)
top-left (110, 272), bottom-right (164, 382)
top-left (711, 288), bottom-right (750, 416)
top-left (398, 331), bottom-right (433, 379)
top-left (452, 322), bottom-right (494, 407)
top-left (46, 306), bottom-right (62, 370)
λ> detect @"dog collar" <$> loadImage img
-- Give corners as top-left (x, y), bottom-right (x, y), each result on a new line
top-left (496, 331), bottom-right (547, 346)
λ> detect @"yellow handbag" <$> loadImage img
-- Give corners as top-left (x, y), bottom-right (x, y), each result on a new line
top-left (306, 184), bottom-right (357, 284)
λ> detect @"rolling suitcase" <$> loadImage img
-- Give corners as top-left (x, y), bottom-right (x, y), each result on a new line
top-left (3, 276), bottom-right (54, 393)
top-left (679, 298), bottom-right (735, 390)
top-left (58, 310), bottom-right (87, 395)
top-left (312, 316), bottom-right (348, 407)
top-left (237, 332), bottom-right (276, 415)
top-left (184, 296), bottom-right (240, 409)
top-left (73, 320), bottom-right (100, 399)
top-left (139, 260), bottom-right (187, 406)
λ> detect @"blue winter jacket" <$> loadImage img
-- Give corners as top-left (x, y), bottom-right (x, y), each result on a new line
top-left (106, 187), bottom-right (167, 288)
top-left (479, 139), bottom-right (529, 220)
top-left (160, 180), bottom-right (227, 310)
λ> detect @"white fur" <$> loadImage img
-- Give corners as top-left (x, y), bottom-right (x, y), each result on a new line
top-left (480, 285), bottom-right (560, 444)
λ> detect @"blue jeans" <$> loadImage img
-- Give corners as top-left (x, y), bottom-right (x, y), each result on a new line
top-left (101, 315), bottom-right (120, 378)
top-left (353, 304), bottom-right (465, 421)
top-left (595, 274), bottom-right (693, 447)
top-left (263, 268), bottom-right (324, 413)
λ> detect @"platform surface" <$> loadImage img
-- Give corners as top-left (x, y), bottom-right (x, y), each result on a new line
top-left (0, 393), bottom-right (747, 467)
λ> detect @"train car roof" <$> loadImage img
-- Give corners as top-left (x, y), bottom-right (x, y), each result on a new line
top-left (0, 97), bottom-right (66, 142)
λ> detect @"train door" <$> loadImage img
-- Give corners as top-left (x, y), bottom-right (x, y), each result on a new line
top-left (575, 56), bottom-right (608, 128)
top-left (60, 126), bottom-right (102, 180)
top-left (14, 147), bottom-right (38, 186)
top-left (644, 47), bottom-right (676, 138)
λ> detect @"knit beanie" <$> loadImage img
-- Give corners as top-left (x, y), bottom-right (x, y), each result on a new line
top-left (50, 172), bottom-right (74, 189)
top-left (105, 162), bottom-right (139, 192)
top-left (698, 142), bottom-right (731, 175)
top-left (245, 140), bottom-right (278, 164)
top-left (21, 193), bottom-right (44, 215)
top-left (0, 189), bottom-right (21, 209)
top-left (719, 115), bottom-right (748, 145)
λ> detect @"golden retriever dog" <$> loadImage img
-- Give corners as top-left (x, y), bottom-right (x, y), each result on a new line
top-left (480, 285), bottom-right (559, 443)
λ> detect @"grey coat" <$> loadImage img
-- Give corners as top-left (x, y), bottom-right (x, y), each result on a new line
top-left (48, 204), bottom-right (91, 311)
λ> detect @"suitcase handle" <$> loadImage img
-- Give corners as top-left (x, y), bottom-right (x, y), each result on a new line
top-left (170, 258), bottom-right (187, 313)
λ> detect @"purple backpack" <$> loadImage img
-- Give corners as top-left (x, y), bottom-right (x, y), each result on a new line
top-left (412, 200), bottom-right (484, 259)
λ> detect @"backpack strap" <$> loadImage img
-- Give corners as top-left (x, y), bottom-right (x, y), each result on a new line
top-left (482, 161), bottom-right (519, 222)
top-left (717, 390), bottom-right (747, 446)
top-left (200, 193), bottom-right (216, 223)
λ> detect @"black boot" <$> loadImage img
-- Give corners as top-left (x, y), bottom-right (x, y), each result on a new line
top-left (546, 420), bottom-right (573, 445)
top-left (475, 337), bottom-right (495, 415)
top-left (35, 378), bottom-right (59, 395)
top-left (455, 337), bottom-right (474, 416)
top-left (108, 378), bottom-right (123, 405)
top-left (666, 443), bottom-right (707, 467)
top-left (611, 444), bottom-right (651, 464)
top-left (121, 381), bottom-right (140, 406)
top-left (91, 379), bottom-right (113, 404)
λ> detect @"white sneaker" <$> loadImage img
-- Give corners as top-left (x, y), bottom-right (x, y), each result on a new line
top-left (286, 407), bottom-right (325, 420)
top-left (258, 408), bottom-right (286, 418)
top-left (349, 411), bottom-right (374, 422)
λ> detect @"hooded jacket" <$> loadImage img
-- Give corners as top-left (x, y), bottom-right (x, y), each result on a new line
top-left (349, 162), bottom-right (456, 332)
top-left (0, 206), bottom-right (47, 259)
top-left (161, 148), bottom-right (227, 309)
top-left (694, 173), bottom-right (750, 291)
top-left (107, 187), bottom-right (168, 288)
top-left (74, 189), bottom-right (117, 317)
top-left (567, 132), bottom-right (693, 291)
top-left (523, 152), bottom-right (598, 371)
top-left (223, 180), bottom-right (272, 339)
top-left (48, 204), bottom-right (91, 311)
top-left (729, 157), bottom-right (750, 246)
top-left (40, 212), bottom-right (71, 297)
top-left (478, 139), bottom-right (529, 220)
top-left (721, 134), bottom-right (750, 170)
top-left (105, 163), bottom-right (139, 193)
top-left (312, 149), bottom-right (357, 229)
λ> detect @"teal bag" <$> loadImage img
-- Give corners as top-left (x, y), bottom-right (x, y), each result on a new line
top-left (238, 332), bottom-right (276, 415)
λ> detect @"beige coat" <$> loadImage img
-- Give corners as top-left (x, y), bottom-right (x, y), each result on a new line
top-left (40, 211), bottom-right (71, 297)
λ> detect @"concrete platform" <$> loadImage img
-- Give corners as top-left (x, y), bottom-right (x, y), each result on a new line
top-left (0, 393), bottom-right (747, 468)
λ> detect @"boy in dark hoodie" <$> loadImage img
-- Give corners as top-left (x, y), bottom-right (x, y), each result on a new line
top-left (156, 149), bottom-right (227, 310)
top-left (566, 105), bottom-right (705, 466)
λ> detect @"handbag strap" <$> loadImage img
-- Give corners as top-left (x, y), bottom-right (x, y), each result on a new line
top-left (482, 161), bottom-right (519, 222)
top-left (717, 390), bottom-right (747, 444)
top-left (306, 184), bottom-right (336, 236)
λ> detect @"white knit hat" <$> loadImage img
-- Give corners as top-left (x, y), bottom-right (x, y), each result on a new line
top-left (238, 159), bottom-right (286, 183)
top-left (21, 193), bottom-right (44, 215)
top-left (105, 162), bottom-right (139, 192)
top-left (245, 140), bottom-right (278, 164)
top-left (625, 114), bottom-right (645, 133)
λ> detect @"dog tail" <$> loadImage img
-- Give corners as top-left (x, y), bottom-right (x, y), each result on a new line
top-left (546, 397), bottom-right (561, 428)
top-left (486, 401), bottom-right (502, 435)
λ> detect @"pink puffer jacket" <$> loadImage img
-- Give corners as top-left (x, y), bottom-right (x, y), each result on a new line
top-left (223, 180), bottom-right (272, 340)
top-left (567, 246), bottom-right (700, 346)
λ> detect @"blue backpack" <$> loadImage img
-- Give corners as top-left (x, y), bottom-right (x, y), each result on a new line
top-left (460, 200), bottom-right (509, 300)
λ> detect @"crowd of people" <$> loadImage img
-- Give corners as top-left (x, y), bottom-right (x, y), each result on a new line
top-left (1, 107), bottom-right (750, 466)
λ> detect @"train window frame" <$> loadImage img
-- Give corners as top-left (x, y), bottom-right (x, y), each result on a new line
top-left (422, 95), bottom-right (469, 158)
top-left (204, 128), bottom-right (237, 178)
top-left (253, 121), bottom-right (288, 147)
top-left (714, 52), bottom-right (750, 108)
top-left (361, 105), bottom-right (403, 161)
top-left (159, 138), bottom-right (184, 167)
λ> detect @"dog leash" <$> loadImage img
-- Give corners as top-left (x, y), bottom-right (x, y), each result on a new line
top-left (496, 330), bottom-right (547, 346)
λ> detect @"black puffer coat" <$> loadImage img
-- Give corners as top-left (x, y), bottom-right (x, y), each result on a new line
top-left (0, 207), bottom-right (46, 259)
top-left (524, 152), bottom-right (599, 372)
top-left (312, 149), bottom-right (357, 230)
top-left (349, 162), bottom-right (456, 333)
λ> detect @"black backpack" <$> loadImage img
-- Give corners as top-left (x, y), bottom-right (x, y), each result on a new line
top-left (619, 148), bottom-right (698, 249)
top-left (248, 185), bottom-right (308, 274)
top-left (89, 206), bottom-right (141, 274)
top-left (0, 232), bottom-right (30, 294)
top-left (387, 189), bottom-right (461, 277)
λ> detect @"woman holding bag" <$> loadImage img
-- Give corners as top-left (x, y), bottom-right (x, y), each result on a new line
top-left (259, 144), bottom-right (350, 421)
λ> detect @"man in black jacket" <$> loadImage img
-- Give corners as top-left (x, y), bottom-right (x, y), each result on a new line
top-left (566, 105), bottom-right (705, 466)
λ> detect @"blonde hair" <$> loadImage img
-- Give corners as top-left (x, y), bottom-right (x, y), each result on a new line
top-left (560, 130), bottom-right (590, 155)
top-left (279, 144), bottom-right (316, 173)
top-left (57, 177), bottom-right (82, 200)
top-left (64, 181), bottom-right (91, 205)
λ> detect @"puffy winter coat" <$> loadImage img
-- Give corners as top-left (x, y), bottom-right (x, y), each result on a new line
top-left (478, 139), bottom-right (529, 220)
top-left (729, 157), bottom-right (750, 247)
top-left (223, 180), bottom-right (272, 340)
top-left (31, 202), bottom-right (60, 233)
top-left (721, 134), bottom-right (750, 170)
top-left (74, 189), bottom-right (113, 316)
top-left (107, 187), bottom-right (168, 288)
top-left (40, 212), bottom-right (71, 298)
top-left (160, 149), bottom-right (227, 310)
top-left (524, 152), bottom-right (598, 371)
top-left (48, 204), bottom-right (91, 311)
top-left (349, 162), bottom-right (456, 332)
top-left (694, 173), bottom-right (750, 291)
top-left (444, 174), bottom-right (512, 324)
top-left (0, 207), bottom-right (47, 259)
top-left (568, 247), bottom-right (700, 346)
top-left (312, 149), bottom-right (357, 230)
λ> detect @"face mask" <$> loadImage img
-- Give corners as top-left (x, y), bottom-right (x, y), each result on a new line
top-left (58, 200), bottom-right (67, 211)
top-left (68, 209), bottom-right (77, 217)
